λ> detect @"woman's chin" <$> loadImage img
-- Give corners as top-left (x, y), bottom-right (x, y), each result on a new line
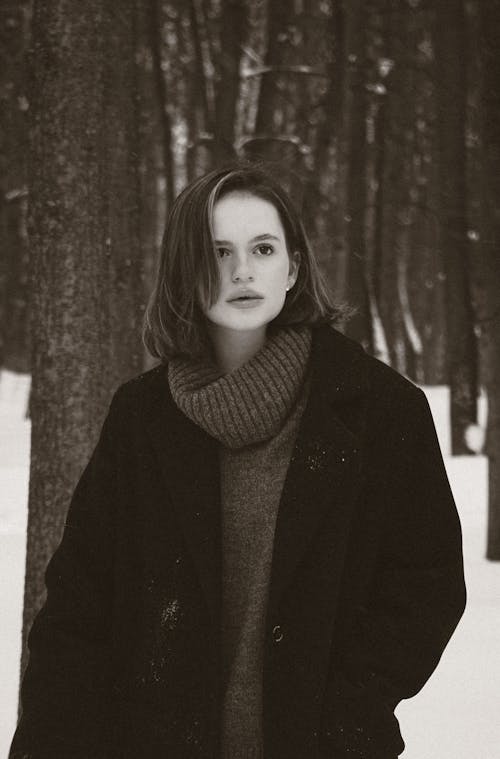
top-left (205, 304), bottom-right (284, 335)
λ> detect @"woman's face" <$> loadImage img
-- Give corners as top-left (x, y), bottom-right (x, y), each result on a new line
top-left (201, 191), bottom-right (299, 335)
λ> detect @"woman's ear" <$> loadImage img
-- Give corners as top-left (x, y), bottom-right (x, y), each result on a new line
top-left (288, 251), bottom-right (300, 289)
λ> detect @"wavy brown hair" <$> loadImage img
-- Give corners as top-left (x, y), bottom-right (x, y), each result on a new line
top-left (143, 162), bottom-right (348, 361)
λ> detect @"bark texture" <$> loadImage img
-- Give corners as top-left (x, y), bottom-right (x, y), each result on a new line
top-left (22, 0), bottom-right (143, 678)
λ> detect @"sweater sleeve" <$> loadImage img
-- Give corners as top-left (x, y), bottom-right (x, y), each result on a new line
top-left (321, 387), bottom-right (466, 757)
top-left (9, 392), bottom-right (123, 759)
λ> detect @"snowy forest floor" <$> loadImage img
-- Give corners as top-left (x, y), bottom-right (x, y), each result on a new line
top-left (0, 372), bottom-right (499, 759)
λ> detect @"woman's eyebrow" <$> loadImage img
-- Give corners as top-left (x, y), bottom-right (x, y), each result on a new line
top-left (214, 234), bottom-right (280, 245)
top-left (251, 234), bottom-right (280, 242)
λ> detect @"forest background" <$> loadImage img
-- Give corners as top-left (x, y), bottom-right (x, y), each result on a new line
top-left (0, 0), bottom-right (499, 683)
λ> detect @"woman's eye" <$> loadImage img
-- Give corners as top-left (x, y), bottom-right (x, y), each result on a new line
top-left (255, 244), bottom-right (274, 256)
top-left (217, 247), bottom-right (230, 258)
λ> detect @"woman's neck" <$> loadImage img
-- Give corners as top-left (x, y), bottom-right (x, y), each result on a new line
top-left (208, 325), bottom-right (267, 374)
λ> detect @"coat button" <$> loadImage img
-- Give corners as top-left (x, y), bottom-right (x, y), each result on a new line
top-left (272, 624), bottom-right (284, 643)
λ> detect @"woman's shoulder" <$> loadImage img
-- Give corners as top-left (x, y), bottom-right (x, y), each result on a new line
top-left (315, 326), bottom-right (435, 456)
top-left (106, 363), bottom-right (171, 426)
top-left (314, 323), bottom-right (424, 405)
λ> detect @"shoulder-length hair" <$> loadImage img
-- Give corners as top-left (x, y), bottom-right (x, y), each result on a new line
top-left (143, 162), bottom-right (348, 361)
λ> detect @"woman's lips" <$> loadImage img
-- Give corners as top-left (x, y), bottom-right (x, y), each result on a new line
top-left (227, 297), bottom-right (264, 308)
top-left (228, 300), bottom-right (263, 308)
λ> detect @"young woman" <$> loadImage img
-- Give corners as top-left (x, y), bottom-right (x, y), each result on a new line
top-left (10, 164), bottom-right (466, 759)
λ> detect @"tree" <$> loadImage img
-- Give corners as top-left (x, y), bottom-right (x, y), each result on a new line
top-left (21, 0), bottom-right (144, 677)
top-left (213, 0), bottom-right (246, 162)
top-left (341, 0), bottom-right (371, 347)
top-left (435, 0), bottom-right (478, 454)
top-left (406, 3), bottom-right (448, 385)
top-left (372, 2), bottom-right (426, 378)
top-left (0, 1), bottom-right (31, 372)
top-left (478, 0), bottom-right (500, 559)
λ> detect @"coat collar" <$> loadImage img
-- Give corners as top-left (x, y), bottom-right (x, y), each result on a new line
top-left (265, 325), bottom-right (368, 617)
top-left (147, 325), bottom-right (369, 626)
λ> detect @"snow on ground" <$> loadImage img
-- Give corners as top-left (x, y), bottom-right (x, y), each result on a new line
top-left (1, 372), bottom-right (499, 759)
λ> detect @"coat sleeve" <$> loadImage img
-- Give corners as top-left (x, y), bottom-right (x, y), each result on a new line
top-left (9, 391), bottom-right (123, 759)
top-left (321, 386), bottom-right (467, 757)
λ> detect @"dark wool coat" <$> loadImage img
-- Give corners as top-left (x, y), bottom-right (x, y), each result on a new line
top-left (10, 324), bottom-right (466, 759)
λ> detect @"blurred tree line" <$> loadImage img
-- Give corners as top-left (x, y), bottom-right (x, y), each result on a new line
top-left (0, 0), bottom-right (499, 676)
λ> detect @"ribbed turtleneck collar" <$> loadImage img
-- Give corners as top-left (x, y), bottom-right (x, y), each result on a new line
top-left (167, 325), bottom-right (312, 449)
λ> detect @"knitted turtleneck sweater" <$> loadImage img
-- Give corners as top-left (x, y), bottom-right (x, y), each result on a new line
top-left (167, 325), bottom-right (313, 758)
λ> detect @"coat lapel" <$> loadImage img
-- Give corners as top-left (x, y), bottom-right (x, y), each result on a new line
top-left (267, 326), bottom-right (369, 615)
top-left (147, 390), bottom-right (222, 627)
top-left (146, 326), bottom-right (369, 629)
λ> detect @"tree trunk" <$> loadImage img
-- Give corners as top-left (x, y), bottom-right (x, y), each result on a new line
top-left (342, 0), bottom-right (370, 348)
top-left (479, 0), bottom-right (500, 559)
top-left (304, 3), bottom-right (346, 303)
top-left (246, 0), bottom-right (335, 183)
top-left (137, 0), bottom-right (171, 367)
top-left (376, 3), bottom-right (422, 378)
top-left (21, 0), bottom-right (143, 680)
top-left (213, 0), bottom-right (246, 162)
top-left (0, 1), bottom-right (31, 372)
top-left (409, 4), bottom-right (447, 385)
top-left (435, 0), bottom-right (478, 454)
top-left (148, 0), bottom-right (174, 211)
top-left (364, 1), bottom-right (391, 365)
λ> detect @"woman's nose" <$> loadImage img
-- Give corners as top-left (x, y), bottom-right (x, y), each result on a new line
top-left (231, 253), bottom-right (254, 282)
